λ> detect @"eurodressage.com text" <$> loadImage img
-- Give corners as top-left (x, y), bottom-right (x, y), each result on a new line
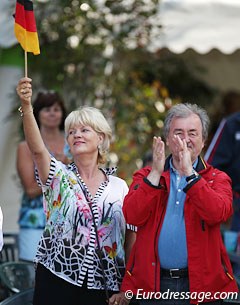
top-left (124, 289), bottom-right (238, 303)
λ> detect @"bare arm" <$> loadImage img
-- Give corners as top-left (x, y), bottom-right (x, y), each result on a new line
top-left (16, 141), bottom-right (42, 199)
top-left (16, 77), bottom-right (51, 184)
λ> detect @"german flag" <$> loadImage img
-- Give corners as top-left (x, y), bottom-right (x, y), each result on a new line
top-left (14, 0), bottom-right (40, 55)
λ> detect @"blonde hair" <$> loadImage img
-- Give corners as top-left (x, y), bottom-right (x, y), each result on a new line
top-left (65, 106), bottom-right (112, 163)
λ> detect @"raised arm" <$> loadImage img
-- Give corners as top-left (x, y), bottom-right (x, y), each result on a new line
top-left (16, 77), bottom-right (51, 184)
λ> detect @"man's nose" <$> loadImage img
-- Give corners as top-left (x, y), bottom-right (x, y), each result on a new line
top-left (181, 133), bottom-right (190, 142)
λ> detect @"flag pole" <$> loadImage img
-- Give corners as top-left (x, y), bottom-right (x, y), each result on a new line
top-left (14, 0), bottom-right (40, 74)
top-left (24, 51), bottom-right (28, 77)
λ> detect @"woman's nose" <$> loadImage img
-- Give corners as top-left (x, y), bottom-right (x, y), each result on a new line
top-left (73, 130), bottom-right (82, 137)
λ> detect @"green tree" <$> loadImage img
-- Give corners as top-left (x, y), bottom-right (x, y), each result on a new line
top-left (24, 0), bottom-right (215, 181)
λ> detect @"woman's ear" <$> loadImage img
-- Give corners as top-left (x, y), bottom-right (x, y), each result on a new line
top-left (98, 133), bottom-right (104, 145)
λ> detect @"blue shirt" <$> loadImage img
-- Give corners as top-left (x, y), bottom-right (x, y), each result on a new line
top-left (158, 159), bottom-right (197, 269)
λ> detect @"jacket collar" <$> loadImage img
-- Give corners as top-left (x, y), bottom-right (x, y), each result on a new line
top-left (164, 155), bottom-right (207, 173)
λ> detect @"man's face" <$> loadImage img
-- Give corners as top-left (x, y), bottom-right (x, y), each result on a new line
top-left (166, 113), bottom-right (205, 163)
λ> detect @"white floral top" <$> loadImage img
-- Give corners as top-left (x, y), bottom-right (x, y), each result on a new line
top-left (34, 157), bottom-right (129, 291)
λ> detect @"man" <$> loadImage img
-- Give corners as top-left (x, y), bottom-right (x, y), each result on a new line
top-left (120, 104), bottom-right (238, 305)
top-left (204, 109), bottom-right (240, 232)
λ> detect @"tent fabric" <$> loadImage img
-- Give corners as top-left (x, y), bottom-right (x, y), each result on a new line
top-left (0, 1), bottom-right (17, 48)
top-left (150, 0), bottom-right (240, 54)
top-left (1, 0), bottom-right (240, 53)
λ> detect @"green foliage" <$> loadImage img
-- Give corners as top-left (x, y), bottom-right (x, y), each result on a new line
top-left (25, 0), bottom-right (215, 182)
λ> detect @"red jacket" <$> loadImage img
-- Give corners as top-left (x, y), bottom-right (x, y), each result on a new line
top-left (121, 156), bottom-right (238, 302)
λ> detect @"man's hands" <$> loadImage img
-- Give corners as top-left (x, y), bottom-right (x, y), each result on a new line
top-left (172, 135), bottom-right (193, 176)
top-left (152, 136), bottom-right (165, 174)
top-left (147, 134), bottom-right (194, 185)
top-left (146, 136), bottom-right (165, 186)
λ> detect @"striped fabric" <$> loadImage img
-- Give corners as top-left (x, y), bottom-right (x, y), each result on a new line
top-left (35, 157), bottom-right (131, 290)
top-left (204, 118), bottom-right (226, 163)
top-left (14, 0), bottom-right (40, 55)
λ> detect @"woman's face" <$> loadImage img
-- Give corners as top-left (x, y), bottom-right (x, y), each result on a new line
top-left (38, 103), bottom-right (63, 129)
top-left (66, 124), bottom-right (103, 158)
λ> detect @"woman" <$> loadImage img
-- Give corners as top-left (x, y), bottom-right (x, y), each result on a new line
top-left (16, 90), bottom-right (69, 262)
top-left (16, 77), bottom-right (135, 305)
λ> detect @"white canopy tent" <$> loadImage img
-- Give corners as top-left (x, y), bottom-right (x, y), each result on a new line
top-left (1, 0), bottom-right (240, 232)
top-left (0, 1), bottom-right (16, 48)
top-left (149, 0), bottom-right (240, 96)
top-left (152, 0), bottom-right (240, 54)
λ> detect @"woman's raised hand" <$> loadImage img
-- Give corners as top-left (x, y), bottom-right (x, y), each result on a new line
top-left (16, 77), bottom-right (32, 105)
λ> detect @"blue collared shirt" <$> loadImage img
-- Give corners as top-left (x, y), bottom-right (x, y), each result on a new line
top-left (158, 159), bottom-right (197, 269)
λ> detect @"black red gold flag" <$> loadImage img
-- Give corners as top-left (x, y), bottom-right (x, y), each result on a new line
top-left (14, 0), bottom-right (40, 55)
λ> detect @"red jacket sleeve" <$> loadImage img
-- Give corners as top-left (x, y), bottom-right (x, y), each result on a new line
top-left (123, 167), bottom-right (167, 226)
top-left (185, 169), bottom-right (233, 225)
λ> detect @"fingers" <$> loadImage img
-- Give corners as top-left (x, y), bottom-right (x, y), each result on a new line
top-left (153, 136), bottom-right (162, 146)
top-left (16, 77), bottom-right (32, 90)
top-left (18, 77), bottom-right (32, 84)
top-left (17, 87), bottom-right (32, 101)
top-left (172, 135), bottom-right (184, 150)
top-left (108, 294), bottom-right (118, 305)
top-left (153, 136), bottom-right (164, 152)
top-left (108, 292), bottom-right (130, 305)
top-left (16, 78), bottom-right (32, 101)
top-left (151, 136), bottom-right (165, 175)
top-left (109, 297), bottom-right (119, 305)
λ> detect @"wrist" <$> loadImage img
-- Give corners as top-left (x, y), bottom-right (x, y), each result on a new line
top-left (186, 169), bottom-right (199, 182)
top-left (147, 169), bottom-right (162, 186)
top-left (18, 105), bottom-right (34, 117)
top-left (143, 177), bottom-right (162, 189)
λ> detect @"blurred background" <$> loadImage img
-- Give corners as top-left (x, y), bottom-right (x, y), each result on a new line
top-left (1, 0), bottom-right (240, 233)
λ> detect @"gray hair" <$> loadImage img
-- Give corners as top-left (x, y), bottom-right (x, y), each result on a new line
top-left (163, 103), bottom-right (210, 142)
top-left (65, 106), bottom-right (112, 164)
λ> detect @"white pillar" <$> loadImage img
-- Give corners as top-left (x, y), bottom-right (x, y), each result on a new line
top-left (0, 65), bottom-right (23, 233)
